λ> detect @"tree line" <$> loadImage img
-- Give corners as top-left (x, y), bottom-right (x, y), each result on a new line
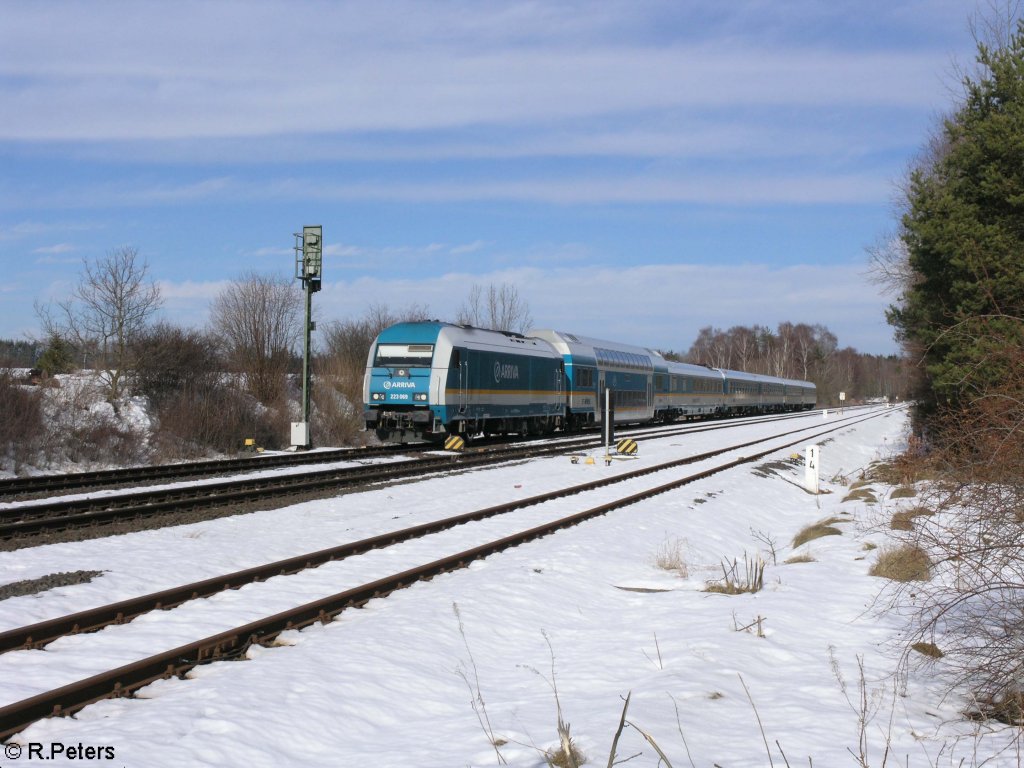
top-left (1, 240), bottom-right (898, 474)
top-left (873, 8), bottom-right (1024, 728)
top-left (678, 322), bottom-right (905, 405)
top-left (0, 253), bottom-right (537, 467)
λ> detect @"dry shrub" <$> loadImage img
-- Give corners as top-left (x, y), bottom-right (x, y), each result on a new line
top-left (65, 412), bottom-right (147, 466)
top-left (35, 376), bottom-right (149, 468)
top-left (892, 337), bottom-right (1024, 719)
top-left (654, 537), bottom-right (689, 577)
top-left (131, 323), bottom-right (220, 409)
top-left (705, 554), bottom-right (764, 595)
top-left (968, 692), bottom-right (1024, 726)
top-left (865, 455), bottom-right (930, 485)
top-left (153, 383), bottom-right (291, 459)
top-left (792, 518), bottom-right (846, 548)
top-left (309, 374), bottom-right (366, 446)
top-left (869, 544), bottom-right (931, 582)
top-left (0, 369), bottom-right (45, 472)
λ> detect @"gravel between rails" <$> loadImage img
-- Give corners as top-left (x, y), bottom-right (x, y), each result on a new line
top-left (0, 571), bottom-right (104, 601)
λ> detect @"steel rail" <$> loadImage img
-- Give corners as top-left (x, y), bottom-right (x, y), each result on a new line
top-left (0, 442), bottom-right (589, 540)
top-left (0, 408), bottom-right (882, 653)
top-left (0, 444), bottom-right (415, 499)
top-left (0, 408), bottom-right (893, 741)
top-left (0, 407), bottom-right (849, 500)
top-left (0, 410), bottom-right (855, 543)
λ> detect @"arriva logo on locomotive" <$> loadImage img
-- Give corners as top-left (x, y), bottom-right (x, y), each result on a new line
top-left (382, 380), bottom-right (416, 389)
top-left (494, 361), bottom-right (520, 383)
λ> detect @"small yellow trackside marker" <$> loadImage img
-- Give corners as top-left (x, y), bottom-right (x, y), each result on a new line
top-left (445, 435), bottom-right (466, 452)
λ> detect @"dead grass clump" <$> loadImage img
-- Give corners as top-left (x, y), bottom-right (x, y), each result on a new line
top-left (890, 507), bottom-right (934, 531)
top-left (792, 518), bottom-right (846, 548)
top-left (704, 554), bottom-right (765, 595)
top-left (865, 455), bottom-right (932, 485)
top-left (869, 544), bottom-right (932, 582)
top-left (911, 642), bottom-right (943, 659)
top-left (842, 488), bottom-right (878, 504)
top-left (890, 485), bottom-right (918, 499)
top-left (546, 738), bottom-right (585, 768)
top-left (654, 538), bottom-right (689, 578)
top-left (969, 692), bottom-right (1024, 726)
top-left (784, 554), bottom-right (816, 564)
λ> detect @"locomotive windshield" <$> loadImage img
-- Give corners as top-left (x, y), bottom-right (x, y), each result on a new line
top-left (374, 343), bottom-right (434, 368)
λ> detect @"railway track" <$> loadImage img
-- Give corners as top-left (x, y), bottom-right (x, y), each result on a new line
top-left (0, 409), bottom-right (851, 548)
top-left (0, 443), bottom-right (415, 500)
top-left (0, 406), bottom-right (895, 741)
top-left (0, 407), bottom-right (850, 501)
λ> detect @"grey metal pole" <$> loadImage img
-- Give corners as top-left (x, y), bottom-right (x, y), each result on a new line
top-left (302, 278), bottom-right (313, 430)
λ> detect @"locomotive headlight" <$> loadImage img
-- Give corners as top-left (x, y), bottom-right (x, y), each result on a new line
top-left (372, 392), bottom-right (384, 401)
top-left (414, 393), bottom-right (428, 401)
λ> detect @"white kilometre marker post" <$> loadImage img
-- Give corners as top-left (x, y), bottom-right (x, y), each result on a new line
top-left (805, 444), bottom-right (820, 494)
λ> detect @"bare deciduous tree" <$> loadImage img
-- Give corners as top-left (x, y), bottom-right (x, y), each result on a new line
top-left (682, 321), bottom-right (901, 405)
top-left (456, 282), bottom-right (533, 333)
top-left (210, 272), bottom-right (301, 404)
top-left (38, 246), bottom-right (162, 409)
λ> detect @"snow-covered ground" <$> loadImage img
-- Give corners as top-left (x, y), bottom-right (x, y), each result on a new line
top-left (1, 408), bottom-right (1020, 766)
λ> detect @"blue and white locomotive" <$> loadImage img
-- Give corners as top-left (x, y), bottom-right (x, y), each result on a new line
top-left (363, 321), bottom-right (816, 442)
top-left (363, 322), bottom-right (565, 442)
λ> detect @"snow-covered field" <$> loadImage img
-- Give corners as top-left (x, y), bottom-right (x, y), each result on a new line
top-left (1, 408), bottom-right (1020, 767)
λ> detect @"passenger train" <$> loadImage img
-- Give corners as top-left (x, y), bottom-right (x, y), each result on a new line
top-left (363, 322), bottom-right (816, 443)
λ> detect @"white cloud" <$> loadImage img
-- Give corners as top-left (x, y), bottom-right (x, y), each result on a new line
top-left (32, 243), bottom-right (77, 256)
top-left (11, 170), bottom-right (886, 209)
top-left (158, 279), bottom-right (230, 301)
top-left (315, 261), bottom-right (896, 354)
top-left (0, 2), bottom-right (960, 141)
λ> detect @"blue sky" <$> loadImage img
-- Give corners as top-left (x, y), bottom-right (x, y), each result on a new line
top-left (0, 1), bottom-right (981, 355)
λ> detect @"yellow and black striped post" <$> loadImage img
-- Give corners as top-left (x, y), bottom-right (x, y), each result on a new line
top-left (615, 438), bottom-right (638, 456)
top-left (444, 435), bottom-right (466, 452)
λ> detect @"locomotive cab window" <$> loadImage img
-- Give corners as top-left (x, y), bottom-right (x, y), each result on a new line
top-left (374, 344), bottom-right (434, 368)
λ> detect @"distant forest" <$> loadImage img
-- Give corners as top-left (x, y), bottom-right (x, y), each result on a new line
top-left (1, 317), bottom-right (906, 409)
top-left (674, 322), bottom-right (905, 405)
top-left (0, 339), bottom-right (44, 368)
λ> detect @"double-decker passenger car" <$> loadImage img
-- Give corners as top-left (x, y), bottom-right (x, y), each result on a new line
top-left (527, 329), bottom-right (657, 430)
top-left (655, 360), bottom-right (729, 421)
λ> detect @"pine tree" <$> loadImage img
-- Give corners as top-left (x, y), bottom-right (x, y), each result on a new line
top-left (36, 335), bottom-right (75, 377)
top-left (891, 21), bottom-right (1024, 418)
